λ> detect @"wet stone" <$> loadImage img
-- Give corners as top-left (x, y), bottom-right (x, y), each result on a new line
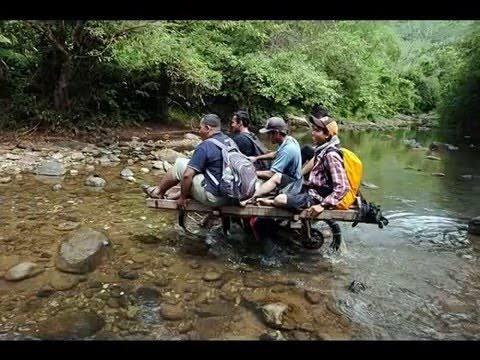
top-left (35, 161), bottom-right (66, 176)
top-left (261, 303), bottom-right (289, 329)
top-left (131, 253), bottom-right (149, 263)
top-left (305, 290), bottom-right (323, 304)
top-left (55, 227), bottom-right (109, 274)
top-left (107, 298), bottom-right (120, 309)
top-left (135, 286), bottom-right (160, 304)
top-left (50, 272), bottom-right (80, 291)
top-left (37, 286), bottom-right (56, 298)
top-left (0, 177), bottom-right (12, 184)
top-left (348, 280), bottom-right (367, 294)
top-left (35, 311), bottom-right (105, 340)
top-left (468, 216), bottom-right (480, 235)
top-left (87, 280), bottom-right (103, 289)
top-left (160, 304), bottom-right (185, 321)
top-left (195, 300), bottom-right (233, 318)
top-left (5, 262), bottom-right (44, 281)
top-left (118, 269), bottom-right (139, 280)
top-left (56, 221), bottom-right (81, 231)
top-left (203, 271), bottom-right (222, 282)
top-left (85, 175), bottom-right (106, 187)
top-left (153, 276), bottom-right (170, 287)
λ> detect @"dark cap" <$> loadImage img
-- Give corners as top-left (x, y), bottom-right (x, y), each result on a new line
top-left (259, 117), bottom-right (288, 134)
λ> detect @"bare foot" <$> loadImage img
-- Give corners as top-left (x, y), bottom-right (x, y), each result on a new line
top-left (256, 197), bottom-right (274, 206)
top-left (239, 197), bottom-right (256, 207)
top-left (165, 190), bottom-right (181, 200)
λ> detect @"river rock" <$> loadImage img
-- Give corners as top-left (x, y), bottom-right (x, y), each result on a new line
top-left (85, 175), bottom-right (106, 187)
top-left (0, 255), bottom-right (21, 271)
top-left (52, 184), bottom-right (63, 191)
top-left (55, 227), bottom-right (110, 274)
top-left (36, 311), bottom-right (105, 339)
top-left (430, 142), bottom-right (459, 152)
top-left (4, 262), bottom-right (44, 281)
top-left (426, 155), bottom-right (441, 161)
top-left (85, 165), bottom-right (95, 172)
top-left (35, 160), bottom-right (66, 176)
top-left (118, 269), bottom-right (139, 280)
top-left (153, 149), bottom-right (182, 163)
top-left (0, 177), bottom-right (12, 184)
top-left (195, 300), bottom-right (233, 317)
top-left (184, 133), bottom-right (201, 141)
top-left (203, 271), bottom-right (222, 282)
top-left (261, 303), bottom-right (288, 329)
top-left (432, 172), bottom-right (445, 177)
top-left (468, 217), bottom-right (480, 235)
top-left (50, 271), bottom-right (80, 291)
top-left (361, 182), bottom-right (379, 189)
top-left (140, 167), bottom-right (150, 174)
top-left (152, 161), bottom-right (163, 170)
top-left (304, 290), bottom-right (323, 304)
top-left (348, 280), bottom-right (366, 293)
top-left (160, 304), bottom-right (185, 321)
top-left (163, 161), bottom-right (173, 172)
top-left (120, 168), bottom-right (134, 178)
top-left (6, 153), bottom-right (22, 160)
top-left (70, 169), bottom-right (79, 176)
top-left (56, 221), bottom-right (81, 231)
top-left (71, 152), bottom-right (85, 161)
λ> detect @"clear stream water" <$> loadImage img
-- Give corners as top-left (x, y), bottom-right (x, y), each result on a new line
top-left (0, 128), bottom-right (479, 340)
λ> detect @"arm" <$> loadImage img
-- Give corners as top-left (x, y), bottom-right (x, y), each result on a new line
top-left (302, 158), bottom-right (314, 176)
top-left (321, 153), bottom-right (349, 207)
top-left (252, 151), bottom-right (276, 162)
top-left (178, 167), bottom-right (196, 208)
top-left (256, 169), bottom-right (275, 180)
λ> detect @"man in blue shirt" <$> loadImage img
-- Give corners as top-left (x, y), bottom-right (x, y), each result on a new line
top-left (240, 116), bottom-right (302, 206)
top-left (143, 114), bottom-right (236, 208)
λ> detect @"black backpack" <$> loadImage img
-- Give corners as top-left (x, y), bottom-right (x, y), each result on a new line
top-left (242, 132), bottom-right (271, 171)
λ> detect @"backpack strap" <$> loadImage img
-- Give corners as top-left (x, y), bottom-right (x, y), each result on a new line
top-left (204, 137), bottom-right (233, 186)
top-left (241, 132), bottom-right (268, 154)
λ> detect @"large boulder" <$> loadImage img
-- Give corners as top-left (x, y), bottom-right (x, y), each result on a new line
top-left (35, 160), bottom-right (66, 176)
top-left (468, 217), bottom-right (480, 236)
top-left (55, 228), bottom-right (110, 274)
top-left (35, 311), bottom-right (105, 339)
top-left (152, 148), bottom-right (183, 163)
top-left (4, 262), bottom-right (44, 281)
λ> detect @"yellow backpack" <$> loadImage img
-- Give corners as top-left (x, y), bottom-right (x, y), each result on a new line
top-left (324, 147), bottom-right (363, 210)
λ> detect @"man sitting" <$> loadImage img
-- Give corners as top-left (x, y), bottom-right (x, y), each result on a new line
top-left (270, 111), bottom-right (350, 217)
top-left (240, 116), bottom-right (302, 206)
top-left (229, 110), bottom-right (270, 170)
top-left (143, 113), bottom-right (237, 208)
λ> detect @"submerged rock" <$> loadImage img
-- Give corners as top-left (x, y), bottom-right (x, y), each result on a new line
top-left (348, 280), bottom-right (367, 293)
top-left (432, 173), bottom-right (445, 177)
top-left (50, 271), bottom-right (80, 291)
top-left (426, 155), bottom-right (441, 161)
top-left (160, 304), bottom-right (185, 321)
top-left (468, 217), bottom-right (480, 236)
top-left (4, 262), bottom-right (44, 281)
top-left (35, 160), bottom-right (66, 176)
top-left (36, 311), bottom-right (105, 339)
top-left (203, 271), bottom-right (222, 282)
top-left (261, 303), bottom-right (288, 329)
top-left (85, 175), bottom-right (106, 187)
top-left (55, 227), bottom-right (110, 274)
top-left (361, 182), bottom-right (379, 190)
top-left (0, 177), bottom-right (12, 184)
top-left (430, 142), bottom-right (459, 152)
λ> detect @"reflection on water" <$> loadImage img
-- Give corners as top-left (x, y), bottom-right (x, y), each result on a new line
top-left (292, 128), bottom-right (480, 339)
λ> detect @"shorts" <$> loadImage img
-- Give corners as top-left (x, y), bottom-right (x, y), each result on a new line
top-left (172, 158), bottom-right (228, 206)
top-left (285, 191), bottom-right (319, 212)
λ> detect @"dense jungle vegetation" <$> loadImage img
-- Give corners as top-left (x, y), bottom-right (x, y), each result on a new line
top-left (0, 20), bottom-right (478, 135)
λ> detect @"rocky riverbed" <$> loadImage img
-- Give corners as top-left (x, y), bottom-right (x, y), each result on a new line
top-left (0, 131), bottom-right (357, 340)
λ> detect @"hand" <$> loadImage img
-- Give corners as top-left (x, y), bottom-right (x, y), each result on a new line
top-left (305, 204), bottom-right (324, 218)
top-left (248, 156), bottom-right (257, 163)
top-left (176, 196), bottom-right (188, 209)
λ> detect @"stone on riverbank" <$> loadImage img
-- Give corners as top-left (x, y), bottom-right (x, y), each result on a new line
top-left (4, 262), bottom-right (44, 281)
top-left (468, 217), bottom-right (480, 236)
top-left (85, 175), bottom-right (106, 187)
top-left (50, 271), bottom-right (80, 291)
top-left (426, 155), bottom-right (441, 161)
top-left (55, 227), bottom-right (110, 274)
top-left (152, 148), bottom-right (182, 163)
top-left (120, 168), bottom-right (134, 178)
top-left (0, 176), bottom-right (12, 184)
top-left (160, 304), bottom-right (185, 321)
top-left (36, 311), bottom-right (105, 339)
top-left (35, 160), bottom-right (66, 176)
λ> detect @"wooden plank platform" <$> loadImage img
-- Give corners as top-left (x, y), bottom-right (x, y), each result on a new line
top-left (146, 198), bottom-right (360, 222)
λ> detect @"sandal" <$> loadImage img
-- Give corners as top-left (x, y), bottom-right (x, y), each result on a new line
top-left (141, 184), bottom-right (163, 198)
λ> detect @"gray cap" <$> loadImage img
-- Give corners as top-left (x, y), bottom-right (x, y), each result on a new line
top-left (259, 117), bottom-right (288, 134)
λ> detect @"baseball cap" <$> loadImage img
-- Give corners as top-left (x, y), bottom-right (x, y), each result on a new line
top-left (308, 115), bottom-right (338, 136)
top-left (259, 117), bottom-right (288, 134)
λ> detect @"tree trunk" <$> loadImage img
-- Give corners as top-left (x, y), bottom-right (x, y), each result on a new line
top-left (53, 59), bottom-right (71, 111)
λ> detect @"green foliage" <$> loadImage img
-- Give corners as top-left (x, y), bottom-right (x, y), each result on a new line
top-left (0, 20), bottom-right (476, 131)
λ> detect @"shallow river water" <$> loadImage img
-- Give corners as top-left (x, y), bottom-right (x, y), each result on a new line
top-left (0, 128), bottom-right (479, 340)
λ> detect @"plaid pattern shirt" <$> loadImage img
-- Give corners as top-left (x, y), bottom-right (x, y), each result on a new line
top-left (307, 148), bottom-right (350, 207)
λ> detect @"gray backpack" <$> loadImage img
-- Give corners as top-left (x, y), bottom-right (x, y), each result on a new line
top-left (205, 138), bottom-right (257, 201)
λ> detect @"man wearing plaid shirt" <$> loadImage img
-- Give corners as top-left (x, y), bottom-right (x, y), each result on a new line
top-left (267, 109), bottom-right (350, 217)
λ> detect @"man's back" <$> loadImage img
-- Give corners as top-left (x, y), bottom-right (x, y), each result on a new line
top-left (271, 135), bottom-right (303, 194)
top-left (188, 132), bottom-right (236, 197)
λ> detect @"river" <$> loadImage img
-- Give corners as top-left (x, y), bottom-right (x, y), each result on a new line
top-left (0, 128), bottom-right (479, 340)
